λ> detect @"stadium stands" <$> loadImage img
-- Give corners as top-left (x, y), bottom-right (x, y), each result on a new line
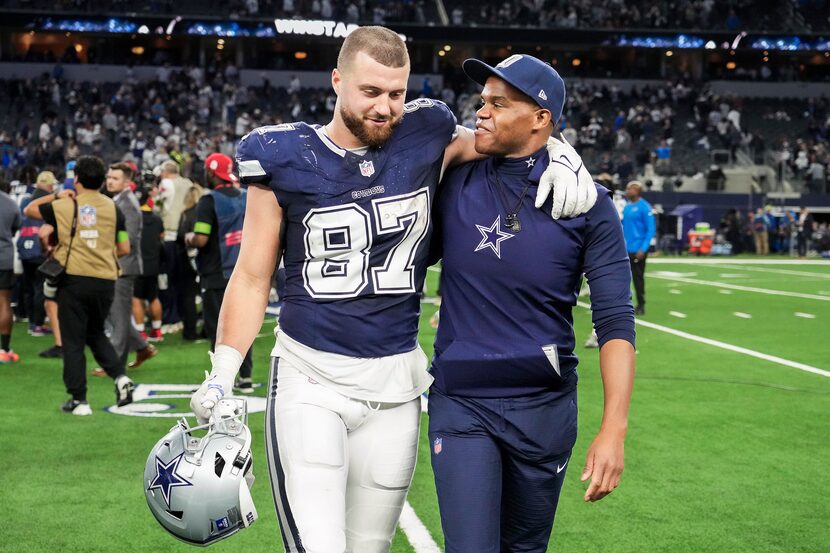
top-left (1, 67), bottom-right (827, 195)
top-left (2, 0), bottom-right (828, 31)
top-left (0, 0), bottom-right (433, 24)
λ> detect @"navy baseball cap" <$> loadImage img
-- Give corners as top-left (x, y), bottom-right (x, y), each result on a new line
top-left (463, 54), bottom-right (566, 122)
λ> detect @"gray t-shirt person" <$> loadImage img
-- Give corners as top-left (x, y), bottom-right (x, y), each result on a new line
top-left (0, 191), bottom-right (21, 271)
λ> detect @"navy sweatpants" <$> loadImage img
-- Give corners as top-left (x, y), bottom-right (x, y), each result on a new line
top-left (428, 388), bottom-right (577, 553)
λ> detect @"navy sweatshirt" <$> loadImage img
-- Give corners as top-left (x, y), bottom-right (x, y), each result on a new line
top-left (430, 146), bottom-right (635, 398)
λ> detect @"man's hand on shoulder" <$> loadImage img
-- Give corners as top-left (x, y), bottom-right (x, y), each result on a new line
top-left (535, 135), bottom-right (597, 219)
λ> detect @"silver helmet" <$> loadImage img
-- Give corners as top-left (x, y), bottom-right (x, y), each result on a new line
top-left (144, 398), bottom-right (258, 546)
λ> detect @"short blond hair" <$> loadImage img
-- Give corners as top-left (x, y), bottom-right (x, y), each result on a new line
top-left (337, 26), bottom-right (409, 72)
top-left (184, 182), bottom-right (204, 211)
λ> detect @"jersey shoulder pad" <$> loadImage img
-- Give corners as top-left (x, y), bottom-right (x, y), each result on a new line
top-left (397, 98), bottom-right (457, 148)
top-left (402, 98), bottom-right (456, 127)
top-left (236, 123), bottom-right (303, 185)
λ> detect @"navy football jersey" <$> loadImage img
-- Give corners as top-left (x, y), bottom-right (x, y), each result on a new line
top-left (236, 99), bottom-right (457, 357)
top-left (430, 148), bottom-right (635, 398)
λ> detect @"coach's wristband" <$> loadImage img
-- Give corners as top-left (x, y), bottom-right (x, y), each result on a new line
top-left (211, 344), bottom-right (245, 379)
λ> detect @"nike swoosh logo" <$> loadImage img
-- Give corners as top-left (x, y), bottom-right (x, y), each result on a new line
top-left (557, 460), bottom-right (568, 474)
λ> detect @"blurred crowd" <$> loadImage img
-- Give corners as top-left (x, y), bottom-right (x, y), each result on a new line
top-left (716, 206), bottom-right (827, 257)
top-left (3, 0), bottom-right (431, 24)
top-left (2, 65), bottom-right (829, 197)
top-left (4, 0), bottom-right (827, 31)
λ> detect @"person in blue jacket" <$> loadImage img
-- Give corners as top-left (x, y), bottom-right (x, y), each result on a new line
top-left (622, 180), bottom-right (655, 315)
top-left (429, 54), bottom-right (636, 553)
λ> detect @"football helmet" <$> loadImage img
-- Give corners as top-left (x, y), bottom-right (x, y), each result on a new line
top-left (144, 398), bottom-right (258, 546)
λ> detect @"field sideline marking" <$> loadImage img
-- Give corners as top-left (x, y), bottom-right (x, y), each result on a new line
top-left (576, 301), bottom-right (830, 379)
top-left (734, 312), bottom-right (752, 319)
top-left (402, 394), bottom-right (441, 553)
top-left (400, 502), bottom-right (442, 553)
top-left (669, 311), bottom-right (687, 318)
top-left (795, 312), bottom-right (816, 319)
top-left (648, 259), bottom-right (830, 266)
top-left (648, 273), bottom-right (830, 301)
top-left (706, 264), bottom-right (830, 280)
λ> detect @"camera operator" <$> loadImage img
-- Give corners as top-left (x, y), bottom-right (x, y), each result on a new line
top-left (24, 156), bottom-right (136, 416)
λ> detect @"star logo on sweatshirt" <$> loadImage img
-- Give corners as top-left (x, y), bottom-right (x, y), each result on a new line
top-left (474, 216), bottom-right (514, 259)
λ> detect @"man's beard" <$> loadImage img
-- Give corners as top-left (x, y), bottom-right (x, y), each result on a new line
top-left (340, 105), bottom-right (401, 149)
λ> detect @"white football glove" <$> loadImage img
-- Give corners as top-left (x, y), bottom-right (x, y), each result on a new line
top-left (535, 135), bottom-right (598, 219)
top-left (190, 345), bottom-right (242, 424)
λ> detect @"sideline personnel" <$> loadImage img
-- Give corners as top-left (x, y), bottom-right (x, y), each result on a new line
top-left (622, 180), bottom-right (655, 316)
top-left (428, 54), bottom-right (636, 552)
top-left (25, 155), bottom-right (136, 416)
top-left (185, 153), bottom-right (253, 392)
top-left (103, 162), bottom-right (157, 371)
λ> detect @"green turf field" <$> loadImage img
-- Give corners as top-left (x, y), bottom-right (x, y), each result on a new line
top-left (3, 258), bottom-right (829, 552)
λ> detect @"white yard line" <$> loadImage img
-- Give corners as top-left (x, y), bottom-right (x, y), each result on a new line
top-left (648, 273), bottom-right (830, 301)
top-left (706, 264), bottom-right (830, 280)
top-left (669, 311), bottom-right (687, 318)
top-left (794, 312), bottom-right (816, 319)
top-left (718, 289), bottom-right (733, 295)
top-left (576, 301), bottom-right (830, 378)
top-left (733, 312), bottom-right (752, 319)
top-left (400, 502), bottom-right (442, 553)
top-left (648, 259), bottom-right (830, 266)
top-left (669, 289), bottom-right (682, 295)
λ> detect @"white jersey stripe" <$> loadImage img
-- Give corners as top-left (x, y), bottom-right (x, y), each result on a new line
top-left (237, 159), bottom-right (267, 177)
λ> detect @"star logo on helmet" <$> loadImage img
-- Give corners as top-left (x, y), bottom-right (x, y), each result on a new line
top-left (148, 453), bottom-right (193, 509)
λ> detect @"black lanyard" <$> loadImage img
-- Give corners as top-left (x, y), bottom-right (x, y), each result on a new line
top-left (492, 169), bottom-right (532, 233)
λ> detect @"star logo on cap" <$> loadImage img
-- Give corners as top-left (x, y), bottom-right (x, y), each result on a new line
top-left (474, 216), bottom-right (515, 259)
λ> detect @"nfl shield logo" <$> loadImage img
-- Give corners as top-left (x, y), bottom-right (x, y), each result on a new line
top-left (79, 205), bottom-right (97, 226)
top-left (433, 437), bottom-right (442, 454)
top-left (215, 517), bottom-right (230, 531)
top-left (359, 160), bottom-right (375, 177)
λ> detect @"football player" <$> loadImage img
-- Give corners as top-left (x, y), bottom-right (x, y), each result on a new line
top-left (191, 26), bottom-right (595, 553)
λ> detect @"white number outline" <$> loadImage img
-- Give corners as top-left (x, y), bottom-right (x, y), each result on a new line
top-left (301, 188), bottom-right (431, 299)
top-left (371, 188), bottom-right (431, 294)
top-left (302, 204), bottom-right (372, 299)
top-left (403, 98), bottom-right (436, 113)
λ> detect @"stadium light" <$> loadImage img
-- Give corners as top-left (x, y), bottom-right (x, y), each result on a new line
top-left (572, 58), bottom-right (581, 67)
top-left (665, 50), bottom-right (673, 57)
top-left (294, 51), bottom-right (308, 59)
top-left (443, 45), bottom-right (451, 51)
top-left (726, 61), bottom-right (737, 69)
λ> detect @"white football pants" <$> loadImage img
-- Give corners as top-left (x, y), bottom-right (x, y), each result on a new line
top-left (265, 357), bottom-right (421, 553)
